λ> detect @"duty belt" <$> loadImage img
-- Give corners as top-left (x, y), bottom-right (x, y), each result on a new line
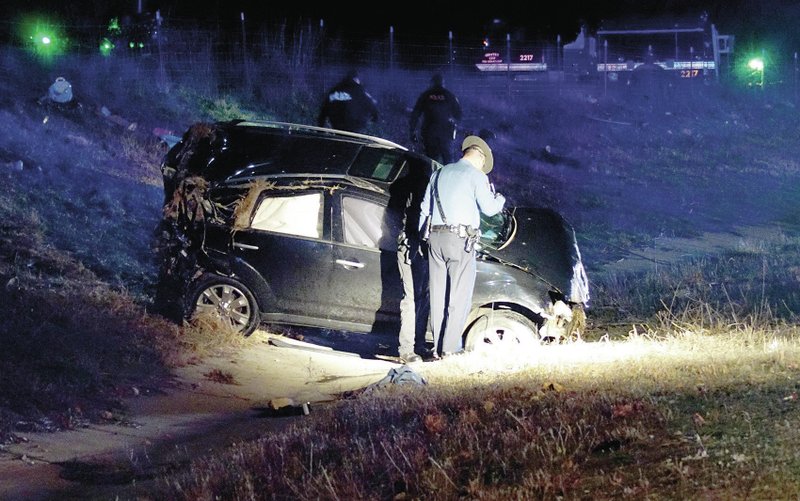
top-left (431, 224), bottom-right (466, 236)
top-left (430, 224), bottom-right (482, 253)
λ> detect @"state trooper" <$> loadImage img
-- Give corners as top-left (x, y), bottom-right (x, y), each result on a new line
top-left (419, 135), bottom-right (505, 358)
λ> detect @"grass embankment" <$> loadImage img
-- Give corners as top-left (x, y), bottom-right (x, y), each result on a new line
top-left (0, 185), bottom-right (252, 440)
top-left (0, 188), bottom-right (179, 439)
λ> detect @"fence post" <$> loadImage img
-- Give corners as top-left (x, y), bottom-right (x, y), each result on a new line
top-left (448, 30), bottom-right (453, 73)
top-left (506, 33), bottom-right (511, 99)
top-left (689, 46), bottom-right (695, 97)
top-left (556, 34), bottom-right (562, 94)
top-left (603, 39), bottom-right (608, 98)
top-left (155, 9), bottom-right (168, 93)
top-left (241, 12), bottom-right (251, 94)
top-left (557, 34), bottom-right (561, 71)
top-left (389, 26), bottom-right (394, 70)
top-left (318, 20), bottom-right (325, 66)
top-left (794, 51), bottom-right (798, 104)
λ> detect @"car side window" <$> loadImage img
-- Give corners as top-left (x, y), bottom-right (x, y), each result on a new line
top-left (250, 192), bottom-right (323, 238)
top-left (342, 196), bottom-right (400, 250)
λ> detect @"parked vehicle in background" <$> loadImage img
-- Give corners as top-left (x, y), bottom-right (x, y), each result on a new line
top-left (157, 120), bottom-right (590, 352)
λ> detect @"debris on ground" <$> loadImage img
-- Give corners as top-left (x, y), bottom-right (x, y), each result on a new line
top-left (153, 127), bottom-right (182, 148)
top-left (98, 105), bottom-right (137, 131)
top-left (37, 76), bottom-right (83, 115)
top-left (267, 398), bottom-right (311, 416)
top-left (367, 366), bottom-right (428, 391)
top-left (47, 77), bottom-right (73, 104)
top-left (268, 336), bottom-right (361, 358)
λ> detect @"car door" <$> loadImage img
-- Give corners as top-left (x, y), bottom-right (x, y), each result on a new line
top-left (328, 190), bottom-right (404, 329)
top-left (229, 189), bottom-right (340, 320)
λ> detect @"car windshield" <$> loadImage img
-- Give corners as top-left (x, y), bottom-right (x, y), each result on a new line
top-left (478, 208), bottom-right (514, 251)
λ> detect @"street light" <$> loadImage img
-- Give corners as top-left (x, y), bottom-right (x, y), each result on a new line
top-left (748, 57), bottom-right (764, 88)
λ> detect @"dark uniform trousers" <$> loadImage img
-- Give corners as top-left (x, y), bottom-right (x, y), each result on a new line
top-left (397, 239), bottom-right (430, 356)
top-left (422, 134), bottom-right (454, 165)
top-left (427, 229), bottom-right (476, 354)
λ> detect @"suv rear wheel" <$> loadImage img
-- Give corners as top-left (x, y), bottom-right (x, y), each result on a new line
top-left (186, 274), bottom-right (260, 336)
top-left (463, 308), bottom-right (540, 353)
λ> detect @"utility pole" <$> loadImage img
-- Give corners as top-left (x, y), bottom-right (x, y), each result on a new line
top-left (156, 9), bottom-right (167, 92)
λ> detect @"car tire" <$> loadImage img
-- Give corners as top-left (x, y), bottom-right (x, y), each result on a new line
top-left (186, 274), bottom-right (260, 336)
top-left (463, 308), bottom-right (540, 353)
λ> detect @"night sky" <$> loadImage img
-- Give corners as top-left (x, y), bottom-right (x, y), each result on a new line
top-left (153, 0), bottom-right (800, 45)
top-left (6, 0), bottom-right (800, 51)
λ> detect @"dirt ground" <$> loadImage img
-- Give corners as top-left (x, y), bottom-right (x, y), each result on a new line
top-left (1, 324), bottom-right (575, 499)
top-left (0, 330), bottom-right (401, 499)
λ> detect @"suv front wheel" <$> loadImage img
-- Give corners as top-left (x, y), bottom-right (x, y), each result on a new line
top-left (186, 274), bottom-right (260, 336)
top-left (463, 308), bottom-right (540, 353)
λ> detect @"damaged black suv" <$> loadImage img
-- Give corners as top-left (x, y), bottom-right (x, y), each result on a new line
top-left (157, 120), bottom-right (589, 350)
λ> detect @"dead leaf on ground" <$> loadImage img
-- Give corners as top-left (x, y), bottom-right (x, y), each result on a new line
top-left (423, 412), bottom-right (447, 434)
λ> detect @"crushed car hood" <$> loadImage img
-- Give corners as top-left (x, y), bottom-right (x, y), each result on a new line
top-left (481, 207), bottom-right (590, 304)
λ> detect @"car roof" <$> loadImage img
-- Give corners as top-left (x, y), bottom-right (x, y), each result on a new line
top-left (230, 120), bottom-right (407, 150)
top-left (187, 120), bottom-right (418, 186)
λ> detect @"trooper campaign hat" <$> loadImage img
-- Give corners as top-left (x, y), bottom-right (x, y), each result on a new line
top-left (461, 135), bottom-right (493, 174)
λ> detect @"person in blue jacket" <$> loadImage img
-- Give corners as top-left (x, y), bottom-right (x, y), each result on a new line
top-left (419, 135), bottom-right (505, 358)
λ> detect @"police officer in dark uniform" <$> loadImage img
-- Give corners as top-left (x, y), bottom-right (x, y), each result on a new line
top-left (409, 73), bottom-right (463, 164)
top-left (318, 69), bottom-right (379, 133)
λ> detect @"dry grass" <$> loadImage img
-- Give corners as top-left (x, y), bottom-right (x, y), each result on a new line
top-left (158, 324), bottom-right (800, 500)
top-left (153, 232), bottom-right (800, 499)
top-left (120, 131), bottom-right (168, 187)
top-left (179, 312), bottom-right (258, 358)
top-left (203, 368), bottom-right (238, 385)
top-left (590, 233), bottom-right (800, 333)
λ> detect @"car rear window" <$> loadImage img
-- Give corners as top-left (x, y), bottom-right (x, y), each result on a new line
top-left (347, 148), bottom-right (407, 183)
top-left (221, 133), bottom-right (356, 179)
